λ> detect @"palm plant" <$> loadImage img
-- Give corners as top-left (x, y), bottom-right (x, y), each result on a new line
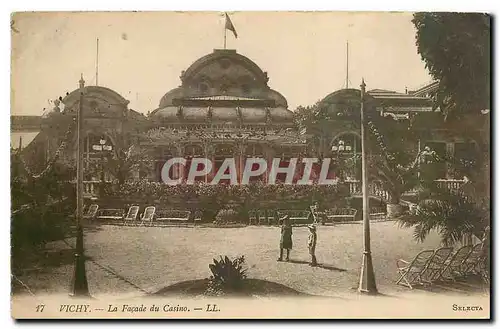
top-left (205, 255), bottom-right (247, 296)
top-left (103, 134), bottom-right (152, 186)
top-left (398, 185), bottom-right (488, 246)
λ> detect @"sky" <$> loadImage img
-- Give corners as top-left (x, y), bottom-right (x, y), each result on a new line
top-left (11, 11), bottom-right (432, 116)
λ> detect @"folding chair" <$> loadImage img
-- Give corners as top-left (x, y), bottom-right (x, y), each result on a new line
top-left (248, 210), bottom-right (257, 225)
top-left (462, 242), bottom-right (485, 275)
top-left (124, 206), bottom-right (140, 221)
top-left (83, 204), bottom-right (99, 220)
top-left (420, 247), bottom-right (453, 283)
top-left (396, 249), bottom-right (435, 289)
top-left (437, 245), bottom-right (473, 281)
top-left (140, 206), bottom-right (156, 225)
top-left (257, 210), bottom-right (267, 225)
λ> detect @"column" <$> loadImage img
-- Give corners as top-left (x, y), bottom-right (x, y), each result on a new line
top-left (232, 144), bottom-right (242, 184)
top-left (203, 143), bottom-right (214, 183)
top-left (177, 145), bottom-right (185, 182)
top-left (211, 147), bottom-right (216, 183)
top-left (445, 142), bottom-right (455, 179)
top-left (264, 145), bottom-right (275, 184)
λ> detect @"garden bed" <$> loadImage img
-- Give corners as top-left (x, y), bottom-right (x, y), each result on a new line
top-left (152, 278), bottom-right (310, 298)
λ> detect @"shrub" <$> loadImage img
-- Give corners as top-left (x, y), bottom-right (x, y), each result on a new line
top-left (104, 181), bottom-right (350, 222)
top-left (205, 255), bottom-right (247, 296)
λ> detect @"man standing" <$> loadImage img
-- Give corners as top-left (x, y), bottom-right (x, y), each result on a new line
top-left (307, 224), bottom-right (318, 267)
top-left (278, 215), bottom-right (293, 262)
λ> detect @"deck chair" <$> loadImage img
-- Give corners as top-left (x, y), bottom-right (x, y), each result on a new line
top-left (248, 210), bottom-right (257, 225)
top-left (462, 242), bottom-right (485, 275)
top-left (437, 245), bottom-right (473, 281)
top-left (396, 249), bottom-right (435, 289)
top-left (124, 206), bottom-right (140, 221)
top-left (140, 206), bottom-right (156, 224)
top-left (83, 204), bottom-right (99, 220)
top-left (420, 247), bottom-right (453, 283)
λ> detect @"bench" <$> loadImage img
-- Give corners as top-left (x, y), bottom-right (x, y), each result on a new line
top-left (156, 210), bottom-right (191, 224)
top-left (97, 208), bottom-right (125, 221)
top-left (370, 206), bottom-right (387, 221)
top-left (248, 210), bottom-right (270, 225)
top-left (276, 209), bottom-right (312, 226)
top-left (324, 208), bottom-right (357, 223)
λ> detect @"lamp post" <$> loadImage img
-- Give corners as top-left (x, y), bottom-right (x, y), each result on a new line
top-left (70, 74), bottom-right (90, 297)
top-left (358, 79), bottom-right (378, 294)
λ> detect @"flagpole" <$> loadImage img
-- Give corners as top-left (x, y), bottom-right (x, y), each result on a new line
top-left (224, 23), bottom-right (227, 49)
top-left (96, 38), bottom-right (99, 86)
top-left (346, 41), bottom-right (349, 89)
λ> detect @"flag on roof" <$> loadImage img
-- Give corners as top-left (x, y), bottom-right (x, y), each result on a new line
top-left (225, 13), bottom-right (238, 38)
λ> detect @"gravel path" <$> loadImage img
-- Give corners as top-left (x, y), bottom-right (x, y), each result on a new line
top-left (13, 222), bottom-right (488, 299)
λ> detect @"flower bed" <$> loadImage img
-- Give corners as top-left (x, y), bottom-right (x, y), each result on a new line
top-left (103, 181), bottom-right (350, 222)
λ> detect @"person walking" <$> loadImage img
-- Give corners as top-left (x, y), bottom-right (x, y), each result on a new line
top-left (307, 224), bottom-right (318, 267)
top-left (277, 215), bottom-right (293, 262)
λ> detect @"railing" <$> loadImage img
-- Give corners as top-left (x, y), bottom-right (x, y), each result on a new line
top-left (370, 182), bottom-right (390, 201)
top-left (83, 181), bottom-right (101, 198)
top-left (346, 180), bottom-right (390, 201)
top-left (80, 179), bottom-right (468, 201)
top-left (346, 179), bottom-right (361, 195)
top-left (435, 179), bottom-right (467, 194)
top-left (346, 179), bottom-right (468, 202)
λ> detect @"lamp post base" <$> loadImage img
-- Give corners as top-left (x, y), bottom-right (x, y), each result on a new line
top-left (358, 251), bottom-right (378, 294)
top-left (69, 253), bottom-right (90, 298)
top-left (69, 226), bottom-right (90, 298)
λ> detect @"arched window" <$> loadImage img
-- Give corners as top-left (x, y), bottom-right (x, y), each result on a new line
top-left (184, 144), bottom-right (205, 182)
top-left (154, 146), bottom-right (176, 182)
top-left (83, 133), bottom-right (114, 181)
top-left (214, 144), bottom-right (236, 184)
top-left (329, 133), bottom-right (362, 180)
top-left (244, 144), bottom-right (266, 183)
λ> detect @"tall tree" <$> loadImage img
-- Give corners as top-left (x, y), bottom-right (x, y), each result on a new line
top-left (401, 14), bottom-right (491, 265)
top-left (413, 13), bottom-right (490, 119)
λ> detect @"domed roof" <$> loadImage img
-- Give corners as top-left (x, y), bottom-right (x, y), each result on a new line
top-left (159, 87), bottom-right (183, 108)
top-left (150, 105), bottom-right (295, 125)
top-left (239, 107), bottom-right (267, 122)
top-left (318, 88), bottom-right (377, 118)
top-left (63, 85), bottom-right (129, 109)
top-left (183, 107), bottom-right (210, 122)
top-left (151, 106), bottom-right (180, 122)
top-left (270, 107), bottom-right (294, 122)
top-left (180, 49), bottom-right (269, 86)
top-left (61, 85), bottom-right (130, 118)
top-left (267, 89), bottom-right (288, 108)
top-left (152, 49), bottom-right (292, 125)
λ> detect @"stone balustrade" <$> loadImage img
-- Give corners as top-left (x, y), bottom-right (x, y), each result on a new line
top-left (345, 179), bottom-right (468, 202)
top-left (79, 179), bottom-right (468, 201)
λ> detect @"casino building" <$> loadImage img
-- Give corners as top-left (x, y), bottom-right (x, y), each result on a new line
top-left (13, 47), bottom-right (486, 200)
top-left (14, 49), bottom-right (312, 187)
